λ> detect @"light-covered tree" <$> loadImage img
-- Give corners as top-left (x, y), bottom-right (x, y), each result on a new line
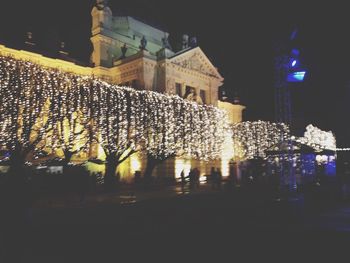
top-left (298, 124), bottom-right (336, 151)
top-left (0, 55), bottom-right (231, 186)
top-left (232, 121), bottom-right (290, 159)
top-left (0, 57), bottom-right (54, 175)
top-left (48, 75), bottom-right (92, 169)
top-left (95, 85), bottom-right (143, 187)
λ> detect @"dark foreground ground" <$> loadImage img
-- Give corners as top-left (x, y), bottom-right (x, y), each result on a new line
top-left (2, 184), bottom-right (350, 262)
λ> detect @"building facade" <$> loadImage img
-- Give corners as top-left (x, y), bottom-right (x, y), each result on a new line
top-left (0, 0), bottom-right (246, 182)
top-left (90, 0), bottom-right (223, 107)
top-left (89, 1), bottom-right (245, 180)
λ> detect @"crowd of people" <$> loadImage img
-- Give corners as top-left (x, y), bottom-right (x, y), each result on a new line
top-left (179, 167), bottom-right (225, 191)
top-left (1, 159), bottom-right (349, 204)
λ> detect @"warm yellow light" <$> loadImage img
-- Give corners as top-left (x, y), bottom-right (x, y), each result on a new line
top-left (221, 159), bottom-right (229, 178)
top-left (84, 161), bottom-right (105, 175)
top-left (221, 133), bottom-right (234, 177)
top-left (199, 175), bottom-right (207, 184)
top-left (130, 154), bottom-right (141, 174)
top-left (0, 44), bottom-right (93, 76)
top-left (175, 158), bottom-right (191, 180)
top-left (97, 136), bottom-right (106, 160)
top-left (222, 133), bottom-right (234, 160)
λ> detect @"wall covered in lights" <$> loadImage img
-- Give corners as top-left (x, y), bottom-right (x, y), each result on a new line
top-left (0, 54), bottom-right (232, 180)
top-left (0, 1), bottom-right (249, 182)
top-left (232, 121), bottom-right (290, 160)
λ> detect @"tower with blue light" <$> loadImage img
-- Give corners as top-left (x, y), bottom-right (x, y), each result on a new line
top-left (287, 48), bottom-right (306, 82)
top-left (274, 27), bottom-right (307, 193)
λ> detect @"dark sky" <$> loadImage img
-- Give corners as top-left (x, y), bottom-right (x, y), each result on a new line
top-left (1, 0), bottom-right (350, 146)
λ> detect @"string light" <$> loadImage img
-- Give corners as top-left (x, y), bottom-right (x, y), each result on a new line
top-left (232, 122), bottom-right (337, 160)
top-left (298, 124), bottom-right (336, 152)
top-left (232, 120), bottom-right (290, 160)
top-left (336, 148), bottom-right (350, 151)
top-left (0, 55), bottom-right (230, 164)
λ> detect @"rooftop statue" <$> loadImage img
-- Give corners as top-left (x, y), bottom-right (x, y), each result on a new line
top-left (139, 36), bottom-right (147, 50)
top-left (96, 0), bottom-right (109, 10)
top-left (189, 36), bottom-right (197, 48)
top-left (162, 35), bottom-right (172, 50)
top-left (182, 34), bottom-right (189, 49)
top-left (121, 43), bottom-right (127, 59)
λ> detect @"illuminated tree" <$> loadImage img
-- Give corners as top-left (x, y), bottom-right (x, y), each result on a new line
top-left (142, 93), bottom-right (178, 179)
top-left (95, 84), bottom-right (143, 187)
top-left (0, 55), bottom-right (230, 185)
top-left (48, 75), bottom-right (93, 168)
top-left (0, 57), bottom-right (54, 175)
top-left (298, 124), bottom-right (336, 151)
top-left (143, 94), bottom-right (229, 179)
top-left (232, 121), bottom-right (290, 159)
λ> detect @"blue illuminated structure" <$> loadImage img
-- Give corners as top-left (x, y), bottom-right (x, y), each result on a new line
top-left (287, 71), bottom-right (306, 82)
top-left (325, 159), bottom-right (336, 176)
top-left (266, 143), bottom-right (337, 186)
top-left (274, 27), bottom-right (308, 193)
top-left (286, 48), bottom-right (306, 83)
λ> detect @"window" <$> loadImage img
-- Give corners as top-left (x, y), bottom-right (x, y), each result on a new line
top-left (175, 83), bottom-right (182, 96)
top-left (200, 89), bottom-right (206, 104)
top-left (184, 86), bottom-right (195, 100)
top-left (131, 79), bottom-right (138, 89)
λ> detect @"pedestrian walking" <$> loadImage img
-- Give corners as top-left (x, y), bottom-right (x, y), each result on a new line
top-left (216, 168), bottom-right (222, 190)
top-left (210, 167), bottom-right (216, 189)
top-left (180, 169), bottom-right (186, 190)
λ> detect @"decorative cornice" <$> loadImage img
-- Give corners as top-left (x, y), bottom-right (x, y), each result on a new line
top-left (165, 61), bottom-right (218, 82)
top-left (169, 47), bottom-right (223, 81)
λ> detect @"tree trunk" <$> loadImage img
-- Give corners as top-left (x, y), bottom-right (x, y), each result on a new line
top-left (8, 149), bottom-right (26, 178)
top-left (143, 155), bottom-right (160, 182)
top-left (63, 150), bottom-right (74, 175)
top-left (104, 154), bottom-right (119, 191)
top-left (7, 149), bottom-right (29, 215)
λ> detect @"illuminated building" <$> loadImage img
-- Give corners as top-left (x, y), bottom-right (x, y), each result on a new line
top-left (90, 1), bottom-right (226, 106)
top-left (0, 0), bottom-right (245, 181)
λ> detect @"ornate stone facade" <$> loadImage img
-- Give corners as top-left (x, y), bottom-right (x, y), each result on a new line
top-left (90, 1), bottom-right (228, 107)
top-left (89, 2), bottom-right (245, 180)
top-left (0, 1), bottom-right (246, 181)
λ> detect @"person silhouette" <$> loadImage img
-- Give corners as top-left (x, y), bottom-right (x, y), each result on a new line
top-left (216, 168), bottom-right (222, 190)
top-left (210, 167), bottom-right (216, 189)
top-left (193, 168), bottom-right (200, 188)
top-left (180, 170), bottom-right (186, 192)
top-left (180, 170), bottom-right (185, 183)
top-left (188, 169), bottom-right (195, 190)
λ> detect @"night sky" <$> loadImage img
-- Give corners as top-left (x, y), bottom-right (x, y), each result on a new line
top-left (1, 1), bottom-right (350, 146)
